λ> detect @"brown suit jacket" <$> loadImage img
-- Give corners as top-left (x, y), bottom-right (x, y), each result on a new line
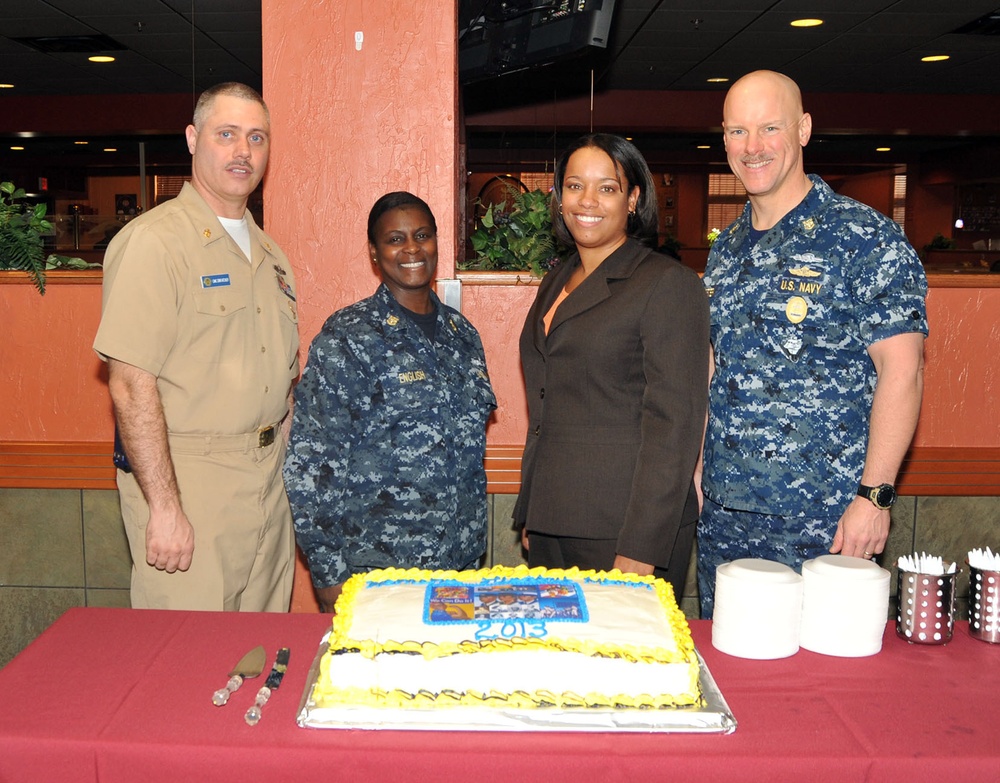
top-left (513, 238), bottom-right (710, 568)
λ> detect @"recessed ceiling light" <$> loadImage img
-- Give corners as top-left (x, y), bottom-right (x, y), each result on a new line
top-left (696, 145), bottom-right (711, 149)
top-left (74, 140), bottom-right (89, 145)
top-left (876, 147), bottom-right (891, 152)
top-left (10, 146), bottom-right (25, 151)
top-left (0, 83), bottom-right (14, 89)
top-left (89, 55), bottom-right (116, 63)
top-left (921, 55), bottom-right (950, 62)
top-left (103, 147), bottom-right (118, 152)
top-left (790, 19), bottom-right (823, 28)
top-left (706, 77), bottom-right (729, 83)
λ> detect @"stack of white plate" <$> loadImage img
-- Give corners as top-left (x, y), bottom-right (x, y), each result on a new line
top-left (712, 559), bottom-right (803, 659)
top-left (799, 555), bottom-right (890, 657)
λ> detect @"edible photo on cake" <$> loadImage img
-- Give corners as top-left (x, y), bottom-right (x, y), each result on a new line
top-left (426, 581), bottom-right (586, 624)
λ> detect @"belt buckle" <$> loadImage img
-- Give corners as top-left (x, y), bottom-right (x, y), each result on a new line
top-left (258, 426), bottom-right (276, 448)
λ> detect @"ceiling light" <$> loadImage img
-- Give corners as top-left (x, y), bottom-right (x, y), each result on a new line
top-left (10, 146), bottom-right (25, 151)
top-left (89, 55), bottom-right (116, 63)
top-left (696, 145), bottom-right (711, 149)
top-left (876, 147), bottom-right (891, 152)
top-left (0, 83), bottom-right (14, 89)
top-left (921, 55), bottom-right (950, 62)
top-left (790, 19), bottom-right (824, 28)
top-left (74, 141), bottom-right (89, 145)
top-left (103, 147), bottom-right (118, 152)
top-left (706, 77), bottom-right (729, 83)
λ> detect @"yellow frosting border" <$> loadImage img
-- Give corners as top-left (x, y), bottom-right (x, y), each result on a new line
top-left (320, 565), bottom-right (702, 710)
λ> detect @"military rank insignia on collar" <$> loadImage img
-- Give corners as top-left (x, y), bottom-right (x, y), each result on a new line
top-left (386, 315), bottom-right (400, 326)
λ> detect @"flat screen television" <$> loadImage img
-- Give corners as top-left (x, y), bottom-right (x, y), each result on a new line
top-left (459, 0), bottom-right (617, 84)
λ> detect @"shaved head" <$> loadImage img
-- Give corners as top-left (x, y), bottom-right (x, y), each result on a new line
top-left (724, 70), bottom-right (804, 123)
top-left (721, 70), bottom-right (813, 227)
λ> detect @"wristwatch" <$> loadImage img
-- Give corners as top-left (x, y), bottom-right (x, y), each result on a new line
top-left (857, 482), bottom-right (897, 510)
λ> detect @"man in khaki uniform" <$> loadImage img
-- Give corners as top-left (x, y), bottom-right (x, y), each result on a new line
top-left (94, 83), bottom-right (299, 611)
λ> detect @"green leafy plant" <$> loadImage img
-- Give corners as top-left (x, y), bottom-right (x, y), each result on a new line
top-left (461, 186), bottom-right (567, 278)
top-left (924, 233), bottom-right (956, 251)
top-left (0, 181), bottom-right (51, 294)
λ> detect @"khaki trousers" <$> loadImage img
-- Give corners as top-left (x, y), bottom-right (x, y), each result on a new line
top-left (118, 435), bottom-right (294, 612)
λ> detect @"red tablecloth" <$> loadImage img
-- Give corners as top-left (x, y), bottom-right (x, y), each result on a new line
top-left (0, 607), bottom-right (997, 782)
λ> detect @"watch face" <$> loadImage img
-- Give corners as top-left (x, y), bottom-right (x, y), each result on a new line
top-left (875, 485), bottom-right (896, 508)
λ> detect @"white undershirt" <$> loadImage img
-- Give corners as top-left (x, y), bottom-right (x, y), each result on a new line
top-left (218, 216), bottom-right (252, 262)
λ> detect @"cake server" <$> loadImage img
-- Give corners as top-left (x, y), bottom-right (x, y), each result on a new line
top-left (244, 647), bottom-right (290, 726)
top-left (212, 645), bottom-right (265, 706)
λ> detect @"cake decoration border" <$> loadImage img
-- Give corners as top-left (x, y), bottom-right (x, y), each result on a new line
top-left (321, 564), bottom-right (702, 709)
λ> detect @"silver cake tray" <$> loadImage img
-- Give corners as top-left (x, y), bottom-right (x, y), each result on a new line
top-left (296, 632), bottom-right (737, 733)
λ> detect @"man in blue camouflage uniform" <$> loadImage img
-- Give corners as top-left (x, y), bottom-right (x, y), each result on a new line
top-left (284, 192), bottom-right (496, 612)
top-left (697, 71), bottom-right (927, 617)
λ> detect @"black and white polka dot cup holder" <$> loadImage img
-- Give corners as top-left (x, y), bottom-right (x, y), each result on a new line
top-left (896, 568), bottom-right (957, 645)
top-left (968, 565), bottom-right (1000, 644)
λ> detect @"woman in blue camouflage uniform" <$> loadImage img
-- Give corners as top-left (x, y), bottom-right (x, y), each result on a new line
top-left (284, 192), bottom-right (497, 612)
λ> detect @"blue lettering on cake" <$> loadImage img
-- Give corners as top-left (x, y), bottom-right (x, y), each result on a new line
top-left (474, 619), bottom-right (549, 640)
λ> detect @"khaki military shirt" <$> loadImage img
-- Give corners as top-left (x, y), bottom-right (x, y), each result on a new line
top-left (95, 183), bottom-right (299, 435)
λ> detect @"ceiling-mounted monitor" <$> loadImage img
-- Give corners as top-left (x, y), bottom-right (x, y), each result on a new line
top-left (459, 0), bottom-right (617, 84)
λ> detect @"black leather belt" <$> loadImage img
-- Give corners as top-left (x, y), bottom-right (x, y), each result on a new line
top-left (258, 425), bottom-right (276, 448)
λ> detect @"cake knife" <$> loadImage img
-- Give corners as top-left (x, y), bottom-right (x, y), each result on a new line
top-left (212, 645), bottom-right (265, 706)
top-left (244, 647), bottom-right (290, 726)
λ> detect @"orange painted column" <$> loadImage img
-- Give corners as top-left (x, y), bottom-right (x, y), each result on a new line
top-left (261, 0), bottom-right (459, 611)
top-left (262, 0), bottom-right (459, 346)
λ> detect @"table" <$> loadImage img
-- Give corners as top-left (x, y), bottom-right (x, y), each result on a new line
top-left (0, 608), bottom-right (997, 782)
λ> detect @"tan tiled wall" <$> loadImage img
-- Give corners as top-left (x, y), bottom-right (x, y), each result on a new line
top-left (2, 489), bottom-right (998, 667)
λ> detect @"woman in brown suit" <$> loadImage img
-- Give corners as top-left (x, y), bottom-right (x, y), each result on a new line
top-left (513, 133), bottom-right (709, 598)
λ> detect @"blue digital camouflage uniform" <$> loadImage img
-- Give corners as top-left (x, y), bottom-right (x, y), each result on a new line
top-left (698, 174), bottom-right (928, 615)
top-left (283, 283), bottom-right (497, 588)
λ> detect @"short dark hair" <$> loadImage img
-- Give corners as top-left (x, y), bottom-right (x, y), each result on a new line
top-left (550, 133), bottom-right (658, 247)
top-left (367, 192), bottom-right (437, 244)
top-left (193, 82), bottom-right (269, 129)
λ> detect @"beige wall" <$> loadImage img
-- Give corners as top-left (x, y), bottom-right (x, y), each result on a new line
top-left (3, 486), bottom-right (997, 667)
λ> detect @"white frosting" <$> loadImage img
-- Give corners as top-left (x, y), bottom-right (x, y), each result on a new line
top-left (345, 580), bottom-right (680, 652)
top-left (326, 576), bottom-right (698, 705)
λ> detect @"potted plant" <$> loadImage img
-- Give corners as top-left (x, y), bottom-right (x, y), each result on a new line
top-left (460, 186), bottom-right (567, 278)
top-left (0, 181), bottom-right (51, 294)
top-left (0, 181), bottom-right (98, 294)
